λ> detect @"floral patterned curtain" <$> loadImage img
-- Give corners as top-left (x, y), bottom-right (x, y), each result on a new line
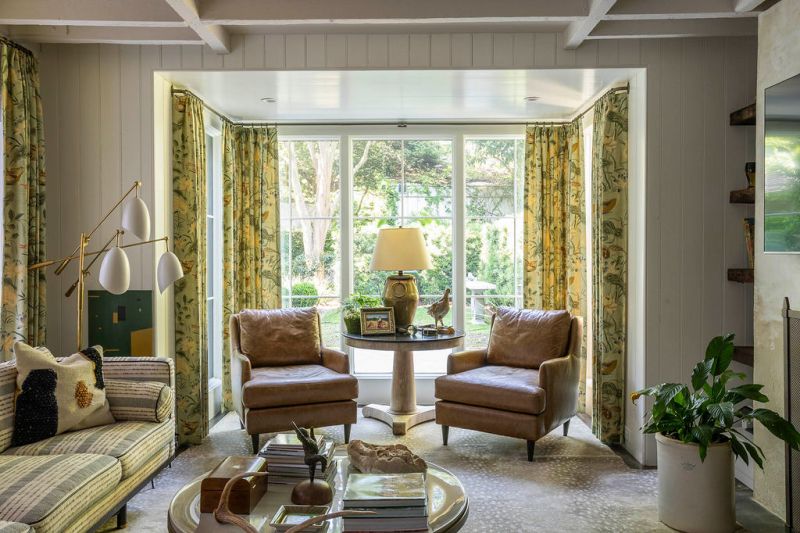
top-left (523, 120), bottom-right (587, 410)
top-left (591, 89), bottom-right (628, 444)
top-left (1, 39), bottom-right (47, 361)
top-left (221, 123), bottom-right (281, 410)
top-left (171, 92), bottom-right (207, 445)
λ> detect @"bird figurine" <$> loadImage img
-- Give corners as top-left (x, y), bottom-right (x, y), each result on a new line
top-left (290, 422), bottom-right (333, 505)
top-left (427, 288), bottom-right (451, 329)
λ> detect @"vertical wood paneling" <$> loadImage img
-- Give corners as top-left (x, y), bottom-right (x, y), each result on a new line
top-left (534, 34), bottom-right (556, 67)
top-left (555, 33), bottom-right (576, 66)
top-left (492, 34), bottom-right (513, 67)
top-left (512, 33), bottom-right (534, 67)
top-left (202, 45), bottom-right (224, 69)
top-left (139, 46), bottom-right (161, 290)
top-left (285, 35), bottom-right (306, 68)
top-left (326, 35), bottom-right (347, 68)
top-left (222, 34), bottom-right (244, 69)
top-left (264, 35), bottom-right (286, 69)
top-left (658, 40), bottom-right (683, 384)
top-left (430, 34), bottom-right (451, 67)
top-left (79, 45), bottom-right (101, 292)
top-left (243, 34), bottom-right (265, 69)
top-left (388, 35), bottom-right (409, 68)
top-left (367, 35), bottom-right (388, 67)
top-left (680, 39), bottom-right (706, 377)
top-left (575, 40), bottom-right (598, 67)
top-left (347, 34), bottom-right (368, 67)
top-left (472, 33), bottom-right (493, 67)
top-left (99, 44), bottom-right (122, 296)
top-left (598, 40), bottom-right (620, 66)
top-left (305, 34), bottom-right (325, 68)
top-left (409, 35), bottom-right (430, 67)
top-left (39, 44), bottom-right (61, 351)
top-left (180, 45), bottom-right (201, 68)
top-left (161, 46), bottom-right (182, 69)
top-left (619, 40), bottom-right (641, 66)
top-left (451, 34), bottom-right (472, 68)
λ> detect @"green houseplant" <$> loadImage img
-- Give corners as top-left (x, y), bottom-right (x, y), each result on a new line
top-left (633, 333), bottom-right (800, 533)
top-left (342, 294), bottom-right (382, 334)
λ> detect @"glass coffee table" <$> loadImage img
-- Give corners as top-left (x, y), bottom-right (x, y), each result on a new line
top-left (168, 456), bottom-right (468, 532)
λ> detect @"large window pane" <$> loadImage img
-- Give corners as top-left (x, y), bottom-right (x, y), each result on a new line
top-left (464, 138), bottom-right (524, 349)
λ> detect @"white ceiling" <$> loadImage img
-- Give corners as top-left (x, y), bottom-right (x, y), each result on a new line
top-left (161, 68), bottom-right (632, 122)
top-left (1, 0), bottom-right (774, 52)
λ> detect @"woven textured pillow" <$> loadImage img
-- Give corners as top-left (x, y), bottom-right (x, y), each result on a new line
top-left (11, 342), bottom-right (113, 446)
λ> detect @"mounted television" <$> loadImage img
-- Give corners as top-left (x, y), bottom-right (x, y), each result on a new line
top-left (765, 73), bottom-right (800, 252)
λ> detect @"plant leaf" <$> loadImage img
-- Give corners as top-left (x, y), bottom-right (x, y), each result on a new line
top-left (705, 334), bottom-right (735, 375)
top-left (707, 402), bottom-right (735, 428)
top-left (742, 440), bottom-right (764, 469)
top-left (691, 361), bottom-right (710, 391)
top-left (729, 434), bottom-right (749, 465)
top-left (726, 384), bottom-right (769, 404)
top-left (752, 409), bottom-right (800, 450)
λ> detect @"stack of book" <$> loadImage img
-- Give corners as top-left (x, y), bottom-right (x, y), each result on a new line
top-left (342, 473), bottom-right (428, 532)
top-left (258, 433), bottom-right (336, 485)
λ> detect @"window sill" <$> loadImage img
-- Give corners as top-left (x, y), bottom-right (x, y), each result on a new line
top-left (353, 373), bottom-right (443, 380)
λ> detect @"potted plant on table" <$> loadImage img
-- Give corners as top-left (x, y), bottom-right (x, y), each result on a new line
top-left (632, 333), bottom-right (800, 533)
top-left (342, 293), bottom-right (383, 334)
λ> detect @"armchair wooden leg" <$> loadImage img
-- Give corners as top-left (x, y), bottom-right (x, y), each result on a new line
top-left (116, 504), bottom-right (127, 529)
top-left (563, 419), bottom-right (571, 437)
top-left (251, 434), bottom-right (260, 454)
top-left (239, 419), bottom-right (245, 430)
top-left (442, 425), bottom-right (449, 446)
top-left (527, 440), bottom-right (535, 462)
top-left (344, 424), bottom-right (351, 444)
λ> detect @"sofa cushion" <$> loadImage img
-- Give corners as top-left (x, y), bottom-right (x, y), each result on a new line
top-left (0, 360), bottom-right (17, 454)
top-left (243, 365), bottom-right (358, 409)
top-left (0, 521), bottom-right (32, 533)
top-left (106, 380), bottom-right (173, 422)
top-left (435, 365), bottom-right (546, 415)
top-left (3, 420), bottom-right (173, 480)
top-left (0, 453), bottom-right (121, 531)
top-left (238, 308), bottom-right (321, 367)
top-left (486, 308), bottom-right (571, 369)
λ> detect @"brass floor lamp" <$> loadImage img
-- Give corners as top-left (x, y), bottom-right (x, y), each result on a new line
top-left (29, 180), bottom-right (184, 352)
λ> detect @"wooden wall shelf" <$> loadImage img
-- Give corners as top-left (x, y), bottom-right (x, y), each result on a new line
top-left (733, 346), bottom-right (754, 367)
top-left (727, 268), bottom-right (754, 283)
top-left (730, 103), bottom-right (756, 126)
top-left (730, 188), bottom-right (755, 204)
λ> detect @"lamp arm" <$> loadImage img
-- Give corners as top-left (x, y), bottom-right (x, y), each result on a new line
top-left (30, 236), bottom-right (169, 273)
top-left (52, 180), bottom-right (142, 275)
top-left (64, 230), bottom-right (122, 297)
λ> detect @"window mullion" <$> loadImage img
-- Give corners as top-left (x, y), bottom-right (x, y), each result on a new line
top-left (341, 134), bottom-right (353, 353)
top-left (452, 133), bottom-right (466, 336)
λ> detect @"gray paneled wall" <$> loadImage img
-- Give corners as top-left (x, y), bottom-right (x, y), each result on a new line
top-left (34, 34), bottom-right (755, 450)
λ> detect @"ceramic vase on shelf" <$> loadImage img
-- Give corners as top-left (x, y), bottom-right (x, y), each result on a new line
top-left (655, 433), bottom-right (736, 533)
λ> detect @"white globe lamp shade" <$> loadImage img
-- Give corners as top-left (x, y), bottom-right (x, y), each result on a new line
top-left (122, 196), bottom-right (151, 240)
top-left (99, 246), bottom-right (130, 295)
top-left (157, 250), bottom-right (184, 293)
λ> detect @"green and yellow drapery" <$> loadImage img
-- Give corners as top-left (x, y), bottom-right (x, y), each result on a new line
top-left (1, 38), bottom-right (47, 361)
top-left (220, 123), bottom-right (281, 410)
top-left (591, 89), bottom-right (629, 444)
top-left (171, 92), bottom-right (208, 445)
top-left (523, 120), bottom-right (587, 410)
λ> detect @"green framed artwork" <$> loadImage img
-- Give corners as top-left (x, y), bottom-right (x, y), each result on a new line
top-left (88, 290), bottom-right (153, 356)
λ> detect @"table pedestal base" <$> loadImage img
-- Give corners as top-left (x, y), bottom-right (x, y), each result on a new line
top-left (362, 404), bottom-right (436, 436)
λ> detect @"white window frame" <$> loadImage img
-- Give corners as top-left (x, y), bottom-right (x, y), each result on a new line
top-left (278, 125), bottom-right (525, 378)
top-left (205, 115), bottom-right (224, 394)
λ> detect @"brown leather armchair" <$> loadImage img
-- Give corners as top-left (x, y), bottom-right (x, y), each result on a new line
top-left (434, 307), bottom-right (582, 461)
top-left (230, 307), bottom-right (358, 453)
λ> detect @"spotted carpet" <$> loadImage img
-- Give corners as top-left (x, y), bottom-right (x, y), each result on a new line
top-left (116, 412), bottom-right (674, 532)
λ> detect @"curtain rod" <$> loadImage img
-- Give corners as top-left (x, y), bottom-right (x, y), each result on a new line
top-left (0, 36), bottom-right (34, 57)
top-left (173, 83), bottom-right (629, 128)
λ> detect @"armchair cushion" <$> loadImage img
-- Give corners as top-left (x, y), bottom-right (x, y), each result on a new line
top-left (435, 365), bottom-right (546, 415)
top-left (242, 365), bottom-right (358, 409)
top-left (238, 308), bottom-right (321, 367)
top-left (486, 308), bottom-right (571, 369)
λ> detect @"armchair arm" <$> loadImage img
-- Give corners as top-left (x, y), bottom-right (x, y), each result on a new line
top-left (538, 354), bottom-right (580, 429)
top-left (447, 349), bottom-right (487, 375)
top-left (231, 347), bottom-right (252, 421)
top-left (321, 347), bottom-right (350, 374)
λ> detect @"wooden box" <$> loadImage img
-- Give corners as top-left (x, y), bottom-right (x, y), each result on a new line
top-left (200, 456), bottom-right (269, 514)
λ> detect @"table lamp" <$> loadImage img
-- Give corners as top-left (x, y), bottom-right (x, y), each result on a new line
top-left (371, 227), bottom-right (433, 333)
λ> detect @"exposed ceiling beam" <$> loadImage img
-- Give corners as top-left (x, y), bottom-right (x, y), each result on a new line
top-left (163, 0), bottom-right (230, 53)
top-left (0, 0), bottom-right (184, 27)
top-left (589, 18), bottom-right (758, 39)
top-left (6, 25), bottom-right (202, 45)
top-left (733, 0), bottom-right (768, 12)
top-left (563, 0), bottom-right (617, 49)
top-left (608, 0), bottom-right (755, 18)
top-left (198, 0), bottom-right (587, 24)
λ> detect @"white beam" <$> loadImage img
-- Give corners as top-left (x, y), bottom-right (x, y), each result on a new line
top-left (0, 0), bottom-right (185, 27)
top-left (733, 0), bottom-right (767, 12)
top-left (589, 18), bottom-right (758, 39)
top-left (163, 0), bottom-right (230, 53)
top-left (563, 0), bottom-right (617, 49)
top-left (6, 25), bottom-right (202, 45)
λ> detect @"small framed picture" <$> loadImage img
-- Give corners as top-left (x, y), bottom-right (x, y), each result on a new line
top-left (360, 307), bottom-right (396, 336)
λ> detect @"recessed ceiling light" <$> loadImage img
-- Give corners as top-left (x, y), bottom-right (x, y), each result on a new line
top-left (524, 96), bottom-right (540, 102)
top-left (261, 97), bottom-right (277, 103)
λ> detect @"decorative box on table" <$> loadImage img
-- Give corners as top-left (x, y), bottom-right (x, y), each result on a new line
top-left (200, 456), bottom-right (269, 514)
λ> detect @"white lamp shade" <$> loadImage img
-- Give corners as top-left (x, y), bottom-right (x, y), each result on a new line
top-left (370, 227), bottom-right (433, 272)
top-left (157, 250), bottom-right (184, 293)
top-left (99, 246), bottom-right (130, 295)
top-left (122, 196), bottom-right (151, 240)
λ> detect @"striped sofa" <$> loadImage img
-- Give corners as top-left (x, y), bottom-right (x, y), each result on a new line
top-left (0, 357), bottom-right (175, 533)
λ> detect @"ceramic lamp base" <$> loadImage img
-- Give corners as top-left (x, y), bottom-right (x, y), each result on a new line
top-left (382, 273), bottom-right (419, 331)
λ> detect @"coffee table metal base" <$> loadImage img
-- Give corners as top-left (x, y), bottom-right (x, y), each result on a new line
top-left (362, 404), bottom-right (435, 436)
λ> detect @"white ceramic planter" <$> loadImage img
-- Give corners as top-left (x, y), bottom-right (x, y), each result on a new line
top-left (655, 433), bottom-right (736, 533)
